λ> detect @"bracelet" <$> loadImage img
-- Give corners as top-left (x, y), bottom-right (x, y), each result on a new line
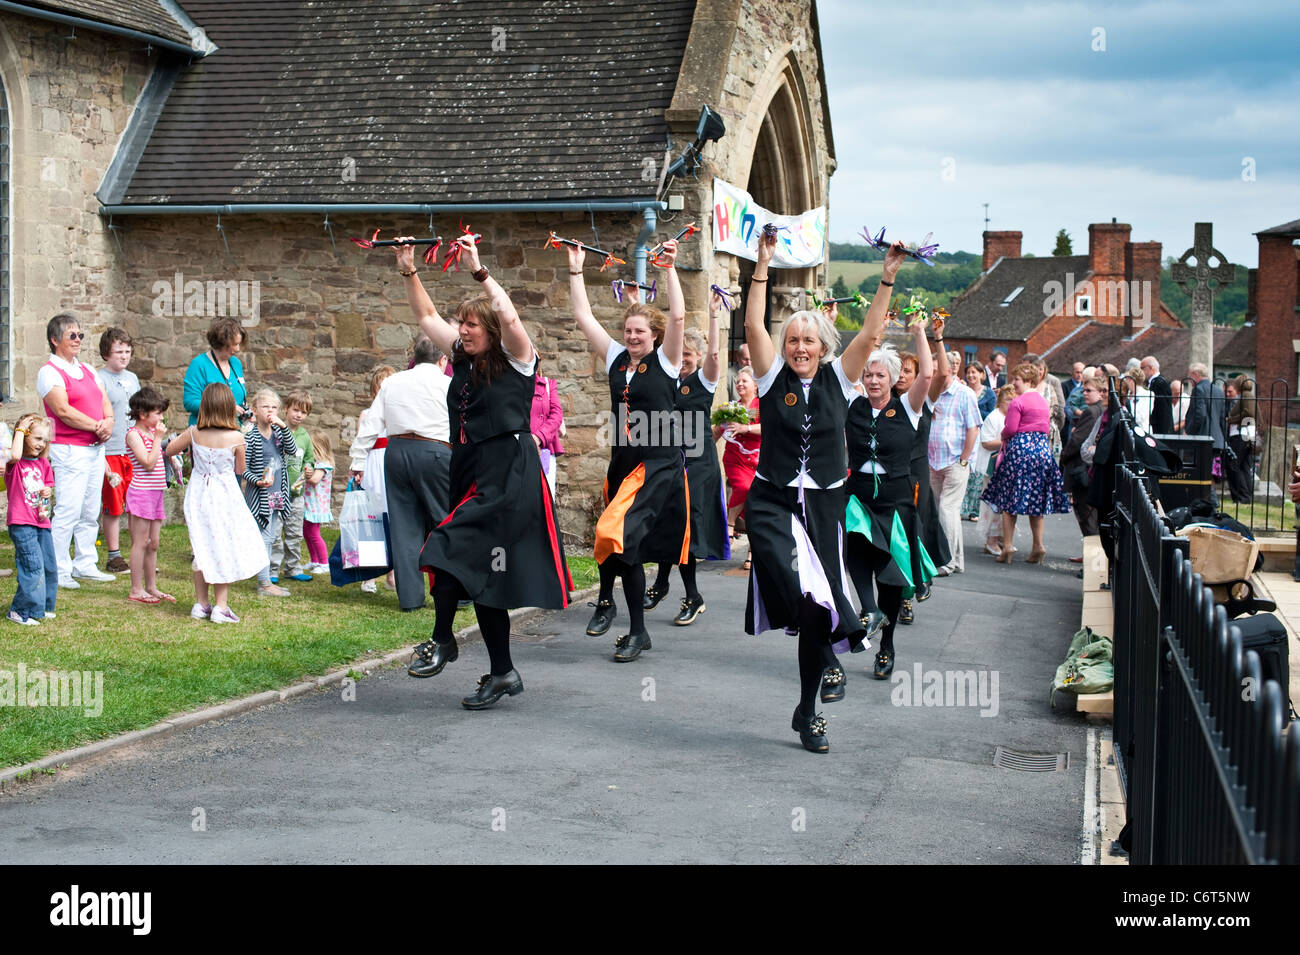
top-left (879, 279), bottom-right (894, 287)
top-left (399, 268), bottom-right (418, 277)
top-left (750, 277), bottom-right (768, 283)
top-left (934, 337), bottom-right (944, 343)
top-left (569, 270), bottom-right (583, 276)
top-left (472, 267), bottom-right (489, 282)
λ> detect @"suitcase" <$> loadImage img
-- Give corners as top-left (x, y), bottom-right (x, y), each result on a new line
top-left (1230, 613), bottom-right (1292, 719)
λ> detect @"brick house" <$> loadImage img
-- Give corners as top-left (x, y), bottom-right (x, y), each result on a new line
top-left (940, 221), bottom-right (1182, 380)
top-left (1248, 218), bottom-right (1300, 426)
top-left (0, 0), bottom-right (836, 537)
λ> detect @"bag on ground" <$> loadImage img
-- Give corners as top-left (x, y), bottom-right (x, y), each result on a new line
top-left (1051, 626), bottom-right (1114, 707)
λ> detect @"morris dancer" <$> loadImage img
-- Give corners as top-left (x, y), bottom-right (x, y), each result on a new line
top-left (570, 240), bottom-right (688, 662)
top-left (396, 235), bottom-right (572, 709)
top-left (644, 291), bottom-right (729, 625)
top-left (744, 230), bottom-right (906, 754)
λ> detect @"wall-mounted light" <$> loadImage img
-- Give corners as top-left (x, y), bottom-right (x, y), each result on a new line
top-left (665, 106), bottom-right (726, 180)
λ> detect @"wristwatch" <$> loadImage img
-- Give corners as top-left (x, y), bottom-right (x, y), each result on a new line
top-left (959, 458), bottom-right (969, 467)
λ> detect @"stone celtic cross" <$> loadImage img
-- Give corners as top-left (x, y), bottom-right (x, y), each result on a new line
top-left (1171, 222), bottom-right (1235, 378)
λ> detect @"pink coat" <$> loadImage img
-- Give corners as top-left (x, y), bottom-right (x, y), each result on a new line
top-left (531, 376), bottom-right (565, 455)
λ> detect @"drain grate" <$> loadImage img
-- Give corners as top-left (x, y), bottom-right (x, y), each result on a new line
top-left (993, 747), bottom-right (1070, 772)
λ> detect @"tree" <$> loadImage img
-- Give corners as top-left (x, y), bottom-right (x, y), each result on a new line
top-left (1053, 229), bottom-right (1073, 256)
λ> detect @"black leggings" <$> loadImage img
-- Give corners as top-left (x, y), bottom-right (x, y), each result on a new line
top-left (432, 571), bottom-right (513, 676)
top-left (796, 598), bottom-right (839, 718)
top-left (598, 558), bottom-right (646, 634)
top-left (846, 537), bottom-right (905, 655)
top-left (652, 556), bottom-right (700, 600)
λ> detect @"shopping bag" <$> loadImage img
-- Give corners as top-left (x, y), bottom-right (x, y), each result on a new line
top-left (338, 479), bottom-right (388, 569)
top-left (329, 512), bottom-right (392, 586)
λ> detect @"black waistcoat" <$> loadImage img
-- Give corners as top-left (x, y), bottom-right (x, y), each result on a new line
top-left (608, 346), bottom-right (680, 459)
top-left (847, 393), bottom-right (915, 476)
top-left (675, 369), bottom-right (715, 460)
top-left (756, 359), bottom-right (848, 487)
top-left (448, 353), bottom-right (533, 447)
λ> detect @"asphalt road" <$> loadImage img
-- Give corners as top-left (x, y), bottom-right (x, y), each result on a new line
top-left (2, 514), bottom-right (1094, 864)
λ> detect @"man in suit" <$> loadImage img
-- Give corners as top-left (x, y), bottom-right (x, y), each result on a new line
top-left (1185, 362), bottom-right (1227, 506)
top-left (1141, 355), bottom-right (1174, 434)
top-left (983, 351), bottom-right (1007, 389)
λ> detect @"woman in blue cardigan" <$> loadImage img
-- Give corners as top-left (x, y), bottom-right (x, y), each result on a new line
top-left (183, 318), bottom-right (249, 426)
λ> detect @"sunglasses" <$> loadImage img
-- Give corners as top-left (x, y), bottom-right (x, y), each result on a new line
top-left (65, 331), bottom-right (85, 340)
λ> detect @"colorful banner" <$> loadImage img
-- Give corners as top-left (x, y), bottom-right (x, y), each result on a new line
top-left (711, 178), bottom-right (826, 268)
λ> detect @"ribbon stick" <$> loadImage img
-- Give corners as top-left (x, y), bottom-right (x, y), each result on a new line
top-left (805, 289), bottom-right (869, 310)
top-left (612, 279), bottom-right (657, 304)
top-left (857, 226), bottom-right (939, 267)
top-left (901, 292), bottom-right (929, 326)
top-left (440, 222), bottom-right (482, 272)
top-left (350, 229), bottom-right (443, 265)
top-left (543, 231), bottom-right (626, 272)
top-left (709, 284), bottom-right (735, 311)
top-left (648, 222), bottom-right (698, 267)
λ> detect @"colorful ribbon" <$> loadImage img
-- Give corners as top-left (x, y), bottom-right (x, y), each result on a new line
top-left (544, 232), bottom-right (626, 272)
top-left (351, 229), bottom-right (442, 265)
top-left (612, 279), bottom-right (657, 304)
top-left (858, 226), bottom-right (939, 267)
top-left (648, 222), bottom-right (698, 268)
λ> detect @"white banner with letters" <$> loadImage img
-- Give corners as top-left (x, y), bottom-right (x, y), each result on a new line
top-left (711, 177), bottom-right (826, 268)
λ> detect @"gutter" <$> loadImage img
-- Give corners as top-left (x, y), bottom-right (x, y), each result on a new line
top-left (0, 1), bottom-right (203, 56)
top-left (99, 200), bottom-right (667, 216)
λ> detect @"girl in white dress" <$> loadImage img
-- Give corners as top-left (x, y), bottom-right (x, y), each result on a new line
top-left (166, 383), bottom-right (269, 623)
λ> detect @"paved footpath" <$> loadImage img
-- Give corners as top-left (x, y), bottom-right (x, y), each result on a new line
top-left (2, 516), bottom-right (1092, 864)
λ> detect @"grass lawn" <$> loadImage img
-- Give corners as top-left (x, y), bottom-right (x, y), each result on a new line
top-left (826, 260), bottom-right (885, 287)
top-left (1219, 498), bottom-right (1297, 534)
top-left (0, 524), bottom-right (598, 768)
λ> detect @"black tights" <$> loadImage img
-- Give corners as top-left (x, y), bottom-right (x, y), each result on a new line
top-left (652, 556), bottom-right (699, 600)
top-left (796, 599), bottom-right (838, 719)
top-left (598, 558), bottom-right (646, 634)
top-left (432, 572), bottom-right (513, 676)
top-left (846, 538), bottom-right (904, 654)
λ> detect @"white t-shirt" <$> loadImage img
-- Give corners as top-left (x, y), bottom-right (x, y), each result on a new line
top-left (975, 408), bottom-right (1006, 474)
top-left (605, 340), bottom-right (679, 382)
top-left (754, 355), bottom-right (858, 489)
top-left (36, 354), bottom-right (99, 399)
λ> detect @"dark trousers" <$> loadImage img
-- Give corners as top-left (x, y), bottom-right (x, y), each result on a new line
top-left (1071, 491), bottom-right (1100, 537)
top-left (384, 437), bottom-right (452, 611)
top-left (10, 524), bottom-right (57, 620)
top-left (1226, 436), bottom-right (1253, 504)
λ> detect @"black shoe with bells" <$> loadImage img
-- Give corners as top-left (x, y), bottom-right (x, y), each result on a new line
top-left (613, 631), bottom-right (652, 662)
top-left (820, 666), bottom-right (846, 704)
top-left (586, 599), bottom-right (617, 636)
top-left (873, 650), bottom-right (894, 680)
top-left (899, 599), bottom-right (914, 625)
top-left (859, 609), bottom-right (888, 639)
top-left (461, 670), bottom-right (524, 709)
top-left (408, 638), bottom-right (458, 678)
top-left (792, 708), bottom-right (830, 754)
top-left (673, 595), bottom-right (706, 625)
top-left (643, 585), bottom-right (669, 611)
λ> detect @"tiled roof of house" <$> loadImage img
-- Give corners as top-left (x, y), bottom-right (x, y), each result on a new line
top-left (1039, 321), bottom-right (1255, 378)
top-left (1256, 218), bottom-right (1300, 237)
top-left (946, 255), bottom-right (1090, 342)
top-left (110, 0), bottom-right (697, 205)
top-left (19, 0), bottom-right (193, 45)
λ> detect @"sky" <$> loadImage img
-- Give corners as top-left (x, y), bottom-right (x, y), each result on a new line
top-left (816, 0), bottom-right (1300, 265)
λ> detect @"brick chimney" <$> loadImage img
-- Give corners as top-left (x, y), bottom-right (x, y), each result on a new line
top-left (982, 231), bottom-right (1022, 271)
top-left (1088, 220), bottom-right (1131, 278)
top-left (1124, 240), bottom-right (1162, 335)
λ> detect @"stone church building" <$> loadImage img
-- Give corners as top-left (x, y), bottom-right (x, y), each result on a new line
top-left (1, 0), bottom-right (835, 537)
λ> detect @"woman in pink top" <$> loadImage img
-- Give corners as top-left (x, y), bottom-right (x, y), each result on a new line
top-left (981, 362), bottom-right (1069, 563)
top-left (38, 313), bottom-right (116, 586)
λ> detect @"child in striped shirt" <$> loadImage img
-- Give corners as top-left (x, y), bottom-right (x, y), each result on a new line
top-left (124, 387), bottom-right (173, 604)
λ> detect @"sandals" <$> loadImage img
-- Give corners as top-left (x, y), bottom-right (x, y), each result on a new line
top-left (128, 593), bottom-right (160, 604)
top-left (150, 591), bottom-right (177, 603)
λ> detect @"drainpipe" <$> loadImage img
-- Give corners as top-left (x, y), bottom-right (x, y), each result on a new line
top-left (634, 207), bottom-right (657, 288)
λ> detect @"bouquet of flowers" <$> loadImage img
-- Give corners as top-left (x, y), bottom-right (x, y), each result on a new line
top-left (711, 401), bottom-right (755, 427)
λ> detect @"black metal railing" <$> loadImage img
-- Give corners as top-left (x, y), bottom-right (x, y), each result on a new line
top-left (1109, 419), bottom-right (1300, 862)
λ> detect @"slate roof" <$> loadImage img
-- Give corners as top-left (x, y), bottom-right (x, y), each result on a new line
top-left (110, 0), bottom-right (697, 205)
top-left (1038, 321), bottom-right (1256, 378)
top-left (1256, 218), bottom-right (1300, 237)
top-left (946, 255), bottom-right (1090, 342)
top-left (20, 0), bottom-right (193, 45)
